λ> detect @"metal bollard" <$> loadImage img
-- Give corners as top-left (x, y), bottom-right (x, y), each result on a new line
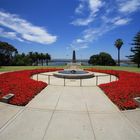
top-left (96, 76), bottom-right (98, 85)
top-left (48, 75), bottom-right (50, 85)
top-left (110, 75), bottom-right (111, 82)
top-left (64, 77), bottom-right (65, 86)
top-left (80, 79), bottom-right (82, 87)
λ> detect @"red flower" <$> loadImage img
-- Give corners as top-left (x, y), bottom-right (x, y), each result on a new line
top-left (0, 68), bottom-right (62, 106)
top-left (86, 68), bottom-right (140, 110)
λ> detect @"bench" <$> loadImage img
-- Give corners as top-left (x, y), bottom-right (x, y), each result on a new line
top-left (0, 93), bottom-right (15, 103)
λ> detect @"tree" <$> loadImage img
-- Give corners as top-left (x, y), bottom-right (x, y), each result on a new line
top-left (88, 52), bottom-right (116, 66)
top-left (128, 31), bottom-right (140, 68)
top-left (28, 52), bottom-right (34, 65)
top-left (45, 53), bottom-right (51, 66)
top-left (88, 54), bottom-right (100, 65)
top-left (0, 41), bottom-right (52, 66)
top-left (0, 41), bottom-right (18, 66)
top-left (12, 53), bottom-right (32, 66)
top-left (114, 39), bottom-right (123, 66)
top-left (27, 52), bottom-right (51, 66)
top-left (40, 53), bottom-right (44, 66)
top-left (34, 52), bottom-right (39, 66)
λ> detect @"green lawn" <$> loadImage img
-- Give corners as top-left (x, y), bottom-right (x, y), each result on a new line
top-left (0, 65), bottom-right (140, 73)
top-left (0, 66), bottom-right (65, 72)
top-left (81, 66), bottom-right (140, 73)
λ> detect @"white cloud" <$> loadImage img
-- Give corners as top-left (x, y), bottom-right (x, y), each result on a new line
top-left (102, 16), bottom-right (131, 26)
top-left (75, 3), bottom-right (85, 14)
top-left (114, 18), bottom-right (131, 25)
top-left (70, 26), bottom-right (109, 50)
top-left (75, 0), bottom-right (86, 14)
top-left (70, 17), bottom-right (130, 50)
top-left (118, 0), bottom-right (140, 13)
top-left (71, 15), bottom-right (94, 26)
top-left (70, 43), bottom-right (89, 50)
top-left (76, 38), bottom-right (84, 43)
top-left (70, 0), bottom-right (139, 50)
top-left (0, 28), bottom-right (23, 41)
top-left (71, 0), bottom-right (103, 26)
top-left (0, 11), bottom-right (57, 44)
top-left (89, 0), bottom-right (103, 14)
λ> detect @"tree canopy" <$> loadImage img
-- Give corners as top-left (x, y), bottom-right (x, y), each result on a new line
top-left (114, 39), bottom-right (123, 66)
top-left (0, 41), bottom-right (51, 66)
top-left (88, 52), bottom-right (116, 66)
top-left (0, 41), bottom-right (18, 66)
top-left (12, 52), bottom-right (51, 66)
top-left (114, 39), bottom-right (123, 50)
top-left (128, 31), bottom-right (140, 68)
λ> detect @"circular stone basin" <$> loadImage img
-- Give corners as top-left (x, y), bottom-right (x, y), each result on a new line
top-left (53, 70), bottom-right (94, 79)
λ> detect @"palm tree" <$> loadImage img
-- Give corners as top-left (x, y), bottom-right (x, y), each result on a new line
top-left (115, 39), bottom-right (123, 66)
top-left (45, 53), bottom-right (51, 66)
top-left (34, 52), bottom-right (39, 66)
top-left (40, 53), bottom-right (44, 66)
top-left (28, 52), bottom-right (34, 65)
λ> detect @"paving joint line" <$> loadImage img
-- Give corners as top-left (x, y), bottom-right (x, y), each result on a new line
top-left (41, 86), bottom-right (63, 140)
top-left (119, 111), bottom-right (140, 138)
top-left (27, 106), bottom-right (93, 114)
top-left (81, 87), bottom-right (97, 140)
top-left (0, 106), bottom-right (27, 133)
top-left (25, 107), bottom-right (55, 112)
top-left (85, 103), bottom-right (97, 140)
top-left (83, 86), bottom-right (140, 139)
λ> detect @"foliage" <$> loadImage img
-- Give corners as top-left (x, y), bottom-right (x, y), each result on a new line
top-left (13, 52), bottom-right (51, 66)
top-left (0, 41), bottom-right (18, 66)
top-left (0, 41), bottom-right (51, 66)
top-left (12, 53), bottom-right (32, 66)
top-left (0, 68), bottom-right (62, 105)
top-left (114, 39), bottom-right (123, 50)
top-left (114, 38), bottom-right (123, 66)
top-left (88, 52), bottom-right (116, 66)
top-left (128, 31), bottom-right (140, 68)
top-left (86, 68), bottom-right (140, 110)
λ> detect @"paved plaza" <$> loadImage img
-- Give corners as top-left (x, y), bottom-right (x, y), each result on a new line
top-left (0, 72), bottom-right (140, 140)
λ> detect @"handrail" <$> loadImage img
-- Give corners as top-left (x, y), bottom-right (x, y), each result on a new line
top-left (35, 73), bottom-right (118, 86)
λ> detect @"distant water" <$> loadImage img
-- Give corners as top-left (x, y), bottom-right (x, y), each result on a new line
top-left (47, 61), bottom-right (89, 66)
top-left (48, 61), bottom-right (67, 66)
top-left (42, 60), bottom-right (89, 66)
top-left (41, 60), bottom-right (135, 67)
top-left (120, 63), bottom-right (136, 67)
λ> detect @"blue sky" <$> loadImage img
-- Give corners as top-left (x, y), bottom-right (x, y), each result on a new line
top-left (0, 0), bottom-right (140, 59)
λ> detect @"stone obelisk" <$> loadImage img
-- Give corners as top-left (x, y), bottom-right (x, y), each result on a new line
top-left (72, 50), bottom-right (76, 63)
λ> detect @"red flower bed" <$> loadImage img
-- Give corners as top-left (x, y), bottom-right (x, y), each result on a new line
top-left (86, 68), bottom-right (140, 110)
top-left (0, 68), bottom-right (62, 106)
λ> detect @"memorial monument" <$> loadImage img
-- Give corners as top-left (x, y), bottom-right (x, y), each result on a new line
top-left (72, 50), bottom-right (76, 63)
top-left (53, 50), bottom-right (94, 79)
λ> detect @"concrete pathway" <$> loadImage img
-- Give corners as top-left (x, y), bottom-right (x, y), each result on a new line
top-left (0, 72), bottom-right (140, 140)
